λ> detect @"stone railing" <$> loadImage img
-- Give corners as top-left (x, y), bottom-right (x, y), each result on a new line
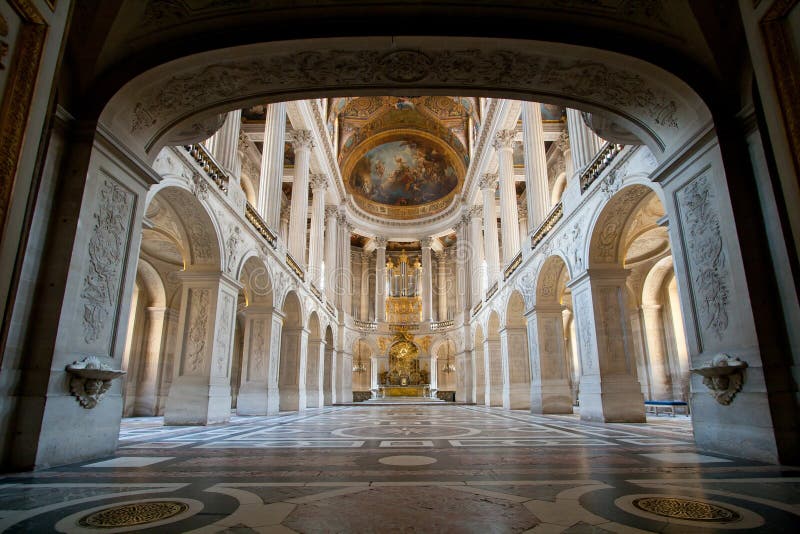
top-left (472, 301), bottom-right (483, 316)
top-left (430, 320), bottom-right (454, 331)
top-left (580, 142), bottom-right (624, 192)
top-left (531, 202), bottom-right (564, 250)
top-left (389, 323), bottom-right (420, 332)
top-left (310, 283), bottom-right (324, 303)
top-left (353, 319), bottom-right (377, 331)
top-left (244, 202), bottom-right (277, 249)
top-left (325, 301), bottom-right (337, 318)
top-left (184, 144), bottom-right (229, 193)
top-left (486, 281), bottom-right (498, 301)
top-left (285, 253), bottom-right (305, 281)
top-left (503, 252), bottom-right (523, 281)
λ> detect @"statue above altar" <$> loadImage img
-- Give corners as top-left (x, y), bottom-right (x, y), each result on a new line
top-left (377, 334), bottom-right (430, 398)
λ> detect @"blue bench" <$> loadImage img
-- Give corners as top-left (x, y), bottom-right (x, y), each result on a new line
top-left (645, 400), bottom-right (689, 416)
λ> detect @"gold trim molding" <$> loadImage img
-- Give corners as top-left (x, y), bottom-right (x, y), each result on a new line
top-left (0, 0), bottom-right (47, 236)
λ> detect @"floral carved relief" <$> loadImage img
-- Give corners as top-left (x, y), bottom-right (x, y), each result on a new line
top-left (216, 294), bottom-right (233, 375)
top-left (251, 319), bottom-right (266, 376)
top-left (575, 291), bottom-right (594, 372)
top-left (186, 289), bottom-right (209, 373)
top-left (677, 174), bottom-right (730, 341)
top-left (80, 180), bottom-right (133, 346)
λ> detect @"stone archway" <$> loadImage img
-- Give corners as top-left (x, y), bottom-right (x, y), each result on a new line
top-left (502, 291), bottom-right (531, 410)
top-left (305, 312), bottom-right (323, 408)
top-left (531, 255), bottom-right (574, 414)
top-left (486, 312), bottom-right (503, 407)
top-left (474, 325), bottom-right (486, 406)
top-left (279, 291), bottom-right (306, 411)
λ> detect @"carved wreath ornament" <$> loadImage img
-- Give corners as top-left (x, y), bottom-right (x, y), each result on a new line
top-left (66, 356), bottom-right (126, 409)
top-left (690, 353), bottom-right (748, 405)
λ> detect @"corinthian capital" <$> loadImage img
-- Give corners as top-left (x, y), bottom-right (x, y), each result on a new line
top-left (325, 205), bottom-right (338, 219)
top-left (310, 173), bottom-right (328, 191)
top-left (469, 205), bottom-right (483, 219)
top-left (289, 129), bottom-right (314, 150)
top-left (479, 173), bottom-right (498, 191)
top-left (492, 129), bottom-right (517, 151)
top-left (374, 236), bottom-right (388, 248)
top-left (420, 237), bottom-right (434, 249)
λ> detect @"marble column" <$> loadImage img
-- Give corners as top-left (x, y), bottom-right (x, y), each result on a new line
top-left (421, 238), bottom-right (434, 322)
top-left (165, 271), bottom-right (241, 425)
top-left (568, 268), bottom-right (645, 423)
top-left (237, 306), bottom-right (282, 415)
top-left (324, 206), bottom-right (338, 301)
top-left (456, 350), bottom-right (474, 403)
top-left (641, 304), bottom-right (673, 400)
top-left (205, 110), bottom-right (242, 181)
top-left (468, 206), bottom-right (485, 306)
top-left (257, 103), bottom-right (287, 228)
top-left (339, 219), bottom-right (353, 315)
top-left (360, 251), bottom-right (371, 320)
top-left (522, 102), bottom-right (551, 227)
top-left (375, 237), bottom-right (387, 322)
top-left (279, 203), bottom-right (290, 244)
top-left (133, 307), bottom-right (167, 416)
top-left (287, 129), bottom-right (313, 265)
top-left (308, 174), bottom-right (327, 288)
top-left (455, 215), bottom-right (470, 314)
top-left (566, 109), bottom-right (604, 176)
top-left (480, 174), bottom-right (501, 286)
top-left (484, 337), bottom-right (502, 406)
top-left (436, 251), bottom-right (447, 321)
top-left (494, 130), bottom-right (520, 263)
top-left (527, 305), bottom-right (573, 413)
top-left (518, 201), bottom-right (529, 245)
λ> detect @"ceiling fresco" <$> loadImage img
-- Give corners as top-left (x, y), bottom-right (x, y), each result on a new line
top-left (349, 137), bottom-right (459, 208)
top-left (336, 97), bottom-right (471, 220)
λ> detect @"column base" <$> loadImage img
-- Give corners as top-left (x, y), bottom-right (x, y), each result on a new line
top-left (279, 386), bottom-right (306, 412)
top-left (531, 379), bottom-right (574, 414)
top-left (305, 388), bottom-right (322, 408)
top-left (579, 375), bottom-right (645, 423)
top-left (504, 383), bottom-right (532, 410)
top-left (236, 382), bottom-right (274, 415)
top-left (164, 378), bottom-right (232, 425)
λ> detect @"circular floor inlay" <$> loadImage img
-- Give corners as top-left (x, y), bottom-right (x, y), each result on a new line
top-left (77, 501), bottom-right (189, 528)
top-left (632, 497), bottom-right (741, 522)
top-left (378, 455), bottom-right (437, 466)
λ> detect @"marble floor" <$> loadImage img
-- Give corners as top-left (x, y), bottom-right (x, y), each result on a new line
top-left (1, 405), bottom-right (798, 533)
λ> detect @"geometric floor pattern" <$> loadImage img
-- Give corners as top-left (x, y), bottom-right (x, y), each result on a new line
top-left (1, 405), bottom-right (799, 532)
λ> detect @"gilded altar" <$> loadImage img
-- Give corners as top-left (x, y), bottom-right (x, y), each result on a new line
top-left (378, 336), bottom-right (429, 396)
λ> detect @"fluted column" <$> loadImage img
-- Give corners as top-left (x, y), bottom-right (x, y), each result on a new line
top-left (308, 174), bottom-right (327, 287)
top-left (257, 103), bottom-right (287, 228)
top-left (421, 238), bottom-right (434, 322)
top-left (360, 251), bottom-right (370, 320)
top-left (522, 102), bottom-right (551, 227)
top-left (205, 110), bottom-right (242, 181)
top-left (287, 129), bottom-right (313, 265)
top-left (324, 206), bottom-right (338, 300)
top-left (375, 237), bottom-right (387, 322)
top-left (566, 109), bottom-right (604, 176)
top-left (338, 217), bottom-right (353, 314)
top-left (517, 200), bottom-right (528, 244)
top-left (279, 203), bottom-right (290, 244)
top-left (455, 215), bottom-right (469, 314)
top-left (436, 251), bottom-right (447, 320)
top-left (494, 130), bottom-right (520, 262)
top-left (468, 206), bottom-right (485, 306)
top-left (480, 174), bottom-right (501, 285)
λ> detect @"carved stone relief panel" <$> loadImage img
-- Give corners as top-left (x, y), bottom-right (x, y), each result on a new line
top-left (248, 318), bottom-right (267, 381)
top-left (79, 177), bottom-right (135, 356)
top-left (574, 290), bottom-right (596, 375)
top-left (215, 293), bottom-right (234, 377)
top-left (183, 288), bottom-right (210, 375)
top-left (675, 172), bottom-right (731, 349)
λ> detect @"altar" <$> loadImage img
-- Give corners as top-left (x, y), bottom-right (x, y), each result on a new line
top-left (378, 385), bottom-right (431, 398)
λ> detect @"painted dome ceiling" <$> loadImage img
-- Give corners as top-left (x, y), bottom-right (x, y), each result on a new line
top-left (332, 96), bottom-right (475, 220)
